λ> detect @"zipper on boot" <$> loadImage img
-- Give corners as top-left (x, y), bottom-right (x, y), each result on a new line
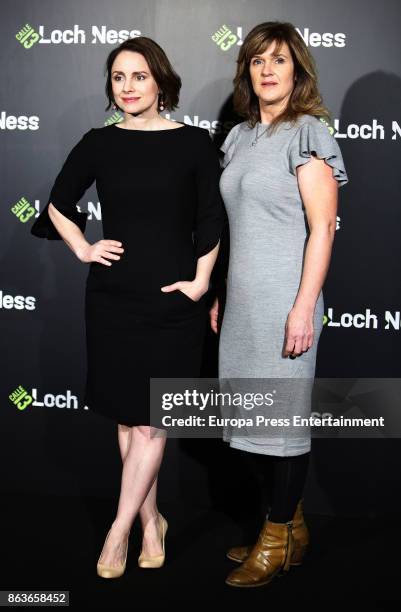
top-left (283, 521), bottom-right (294, 573)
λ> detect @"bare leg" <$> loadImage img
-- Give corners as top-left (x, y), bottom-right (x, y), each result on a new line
top-left (118, 423), bottom-right (133, 460)
top-left (98, 424), bottom-right (166, 568)
top-left (138, 476), bottom-right (161, 556)
top-left (117, 424), bottom-right (162, 556)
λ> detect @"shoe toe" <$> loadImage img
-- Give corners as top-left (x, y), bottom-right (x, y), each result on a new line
top-left (225, 566), bottom-right (257, 586)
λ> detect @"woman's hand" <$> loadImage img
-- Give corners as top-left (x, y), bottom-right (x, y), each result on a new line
top-left (161, 279), bottom-right (209, 302)
top-left (75, 239), bottom-right (124, 265)
top-left (209, 297), bottom-right (219, 334)
top-left (283, 306), bottom-right (314, 357)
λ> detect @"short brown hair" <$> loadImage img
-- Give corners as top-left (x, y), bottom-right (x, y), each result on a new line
top-left (104, 36), bottom-right (181, 112)
top-left (233, 21), bottom-right (330, 131)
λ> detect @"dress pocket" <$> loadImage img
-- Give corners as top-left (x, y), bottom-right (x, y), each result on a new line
top-left (159, 289), bottom-right (207, 319)
top-left (176, 289), bottom-right (198, 304)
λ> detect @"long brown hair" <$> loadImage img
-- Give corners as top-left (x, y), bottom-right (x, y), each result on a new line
top-left (104, 36), bottom-right (181, 112)
top-left (233, 21), bottom-right (330, 132)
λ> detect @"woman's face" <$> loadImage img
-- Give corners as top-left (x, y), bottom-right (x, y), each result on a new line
top-left (249, 40), bottom-right (296, 112)
top-left (111, 50), bottom-right (160, 116)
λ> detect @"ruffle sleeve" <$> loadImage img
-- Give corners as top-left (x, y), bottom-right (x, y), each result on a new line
top-left (193, 128), bottom-right (225, 258)
top-left (219, 123), bottom-right (241, 169)
top-left (288, 117), bottom-right (348, 187)
top-left (30, 128), bottom-right (96, 240)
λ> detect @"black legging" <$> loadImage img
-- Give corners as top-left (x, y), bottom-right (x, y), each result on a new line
top-left (243, 449), bottom-right (310, 523)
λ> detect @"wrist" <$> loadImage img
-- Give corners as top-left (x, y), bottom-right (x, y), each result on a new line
top-left (192, 277), bottom-right (209, 294)
top-left (291, 302), bottom-right (315, 317)
top-left (74, 240), bottom-right (91, 260)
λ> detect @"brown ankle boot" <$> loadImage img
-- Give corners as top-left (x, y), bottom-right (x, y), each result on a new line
top-left (225, 519), bottom-right (293, 587)
top-left (227, 498), bottom-right (309, 566)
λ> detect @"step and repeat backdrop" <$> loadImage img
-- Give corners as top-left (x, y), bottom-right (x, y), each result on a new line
top-left (1, 0), bottom-right (400, 517)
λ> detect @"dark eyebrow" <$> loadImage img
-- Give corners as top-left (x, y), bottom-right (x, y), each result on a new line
top-left (112, 70), bottom-right (149, 75)
top-left (252, 52), bottom-right (287, 58)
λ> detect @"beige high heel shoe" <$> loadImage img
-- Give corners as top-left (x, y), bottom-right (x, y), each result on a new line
top-left (138, 512), bottom-right (168, 569)
top-left (96, 528), bottom-right (129, 579)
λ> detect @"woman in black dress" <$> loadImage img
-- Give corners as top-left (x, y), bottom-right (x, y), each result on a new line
top-left (31, 37), bottom-right (224, 578)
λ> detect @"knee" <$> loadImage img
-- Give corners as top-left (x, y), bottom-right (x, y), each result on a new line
top-left (132, 425), bottom-right (166, 441)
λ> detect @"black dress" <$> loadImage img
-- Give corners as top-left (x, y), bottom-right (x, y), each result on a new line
top-left (30, 123), bottom-right (224, 426)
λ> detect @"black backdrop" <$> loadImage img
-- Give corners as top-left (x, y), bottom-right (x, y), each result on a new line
top-left (1, 0), bottom-right (400, 518)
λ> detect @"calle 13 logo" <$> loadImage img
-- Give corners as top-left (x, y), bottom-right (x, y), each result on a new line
top-left (9, 385), bottom-right (33, 411)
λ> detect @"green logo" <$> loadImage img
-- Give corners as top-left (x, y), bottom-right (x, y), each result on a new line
top-left (16, 23), bottom-right (40, 49)
top-left (11, 196), bottom-right (36, 223)
top-left (319, 117), bottom-right (335, 136)
top-left (9, 385), bottom-right (33, 411)
top-left (211, 25), bottom-right (238, 51)
top-left (105, 112), bottom-right (123, 126)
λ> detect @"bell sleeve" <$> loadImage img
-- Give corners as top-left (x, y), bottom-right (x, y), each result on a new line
top-left (193, 128), bottom-right (225, 259)
top-left (30, 128), bottom-right (96, 240)
top-left (288, 117), bottom-right (348, 187)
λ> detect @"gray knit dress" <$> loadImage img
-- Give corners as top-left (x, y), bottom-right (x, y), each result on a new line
top-left (218, 114), bottom-right (348, 456)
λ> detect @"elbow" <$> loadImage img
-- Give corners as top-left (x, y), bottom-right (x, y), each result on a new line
top-left (309, 219), bottom-right (336, 242)
top-left (326, 218), bottom-right (336, 242)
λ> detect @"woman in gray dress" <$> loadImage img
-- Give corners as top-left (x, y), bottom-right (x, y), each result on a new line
top-left (210, 21), bottom-right (348, 587)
